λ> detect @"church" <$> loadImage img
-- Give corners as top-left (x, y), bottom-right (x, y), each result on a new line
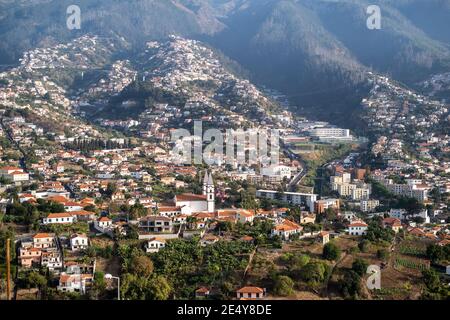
top-left (174, 171), bottom-right (215, 215)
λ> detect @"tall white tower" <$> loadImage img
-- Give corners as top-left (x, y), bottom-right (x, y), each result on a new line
top-left (203, 171), bottom-right (215, 213)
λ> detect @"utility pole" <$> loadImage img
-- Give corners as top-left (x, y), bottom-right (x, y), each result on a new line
top-left (6, 238), bottom-right (11, 300)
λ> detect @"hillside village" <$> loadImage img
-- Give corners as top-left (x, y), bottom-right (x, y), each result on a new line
top-left (0, 35), bottom-right (449, 301)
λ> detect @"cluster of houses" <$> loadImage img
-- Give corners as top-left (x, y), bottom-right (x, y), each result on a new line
top-left (18, 231), bottom-right (96, 294)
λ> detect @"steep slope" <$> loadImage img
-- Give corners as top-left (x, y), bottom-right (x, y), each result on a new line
top-left (0, 0), bottom-right (449, 128)
top-left (0, 0), bottom-right (223, 64)
top-left (96, 36), bottom-right (283, 125)
top-left (306, 0), bottom-right (450, 82)
top-left (208, 0), bottom-right (369, 124)
top-left (0, 35), bottom-right (124, 135)
top-left (386, 0), bottom-right (450, 44)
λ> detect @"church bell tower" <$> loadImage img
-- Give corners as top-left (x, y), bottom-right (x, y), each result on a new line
top-left (203, 171), bottom-right (215, 213)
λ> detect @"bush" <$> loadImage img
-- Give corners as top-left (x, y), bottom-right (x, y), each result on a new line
top-left (352, 258), bottom-right (368, 276)
top-left (339, 270), bottom-right (362, 299)
top-left (300, 261), bottom-right (330, 289)
top-left (377, 249), bottom-right (389, 261)
top-left (358, 240), bottom-right (371, 253)
top-left (273, 275), bottom-right (295, 296)
top-left (130, 255), bottom-right (154, 278)
top-left (323, 242), bottom-right (341, 261)
top-left (426, 244), bottom-right (450, 263)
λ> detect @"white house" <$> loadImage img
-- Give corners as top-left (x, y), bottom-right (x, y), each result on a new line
top-left (256, 190), bottom-right (317, 212)
top-left (145, 237), bottom-right (166, 253)
top-left (236, 210), bottom-right (255, 224)
top-left (42, 213), bottom-right (74, 225)
top-left (348, 221), bottom-right (368, 236)
top-left (8, 171), bottom-right (30, 182)
top-left (70, 234), bottom-right (89, 251)
top-left (271, 219), bottom-right (303, 240)
top-left (389, 209), bottom-right (407, 220)
top-left (0, 166), bottom-right (29, 182)
top-left (200, 234), bottom-right (220, 246)
top-left (63, 201), bottom-right (84, 212)
top-left (33, 233), bottom-right (55, 249)
top-left (41, 251), bottom-right (63, 270)
top-left (158, 206), bottom-right (182, 217)
top-left (94, 216), bottom-right (113, 231)
top-left (236, 286), bottom-right (265, 299)
top-left (173, 214), bottom-right (188, 224)
top-left (389, 208), bottom-right (429, 223)
top-left (57, 272), bottom-right (93, 294)
top-left (261, 165), bottom-right (292, 180)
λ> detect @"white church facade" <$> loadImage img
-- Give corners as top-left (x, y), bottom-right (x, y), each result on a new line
top-left (174, 171), bottom-right (215, 214)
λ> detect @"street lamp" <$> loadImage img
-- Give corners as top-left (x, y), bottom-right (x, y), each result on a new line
top-left (105, 273), bottom-right (120, 300)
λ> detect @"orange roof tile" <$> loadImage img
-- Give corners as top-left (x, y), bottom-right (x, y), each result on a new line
top-left (237, 286), bottom-right (264, 294)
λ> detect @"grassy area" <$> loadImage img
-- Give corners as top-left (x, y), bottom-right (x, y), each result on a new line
top-left (292, 143), bottom-right (358, 187)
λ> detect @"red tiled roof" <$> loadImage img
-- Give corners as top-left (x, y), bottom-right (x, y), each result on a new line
top-left (383, 217), bottom-right (401, 227)
top-left (349, 221), bottom-right (368, 227)
top-left (196, 287), bottom-right (210, 293)
top-left (11, 171), bottom-right (27, 175)
top-left (275, 219), bottom-right (302, 232)
top-left (158, 206), bottom-right (181, 212)
top-left (47, 195), bottom-right (68, 203)
top-left (0, 166), bottom-right (21, 170)
top-left (237, 286), bottom-right (264, 294)
top-left (33, 233), bottom-right (53, 239)
top-left (46, 213), bottom-right (72, 219)
top-left (176, 194), bottom-right (207, 202)
top-left (70, 210), bottom-right (93, 215)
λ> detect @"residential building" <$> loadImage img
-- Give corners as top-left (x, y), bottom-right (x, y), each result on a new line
top-left (256, 190), bottom-right (317, 212)
top-left (145, 238), bottom-right (166, 253)
top-left (348, 221), bottom-right (368, 236)
top-left (271, 219), bottom-right (303, 240)
top-left (382, 218), bottom-right (402, 233)
top-left (42, 213), bottom-right (74, 224)
top-left (314, 198), bottom-right (340, 214)
top-left (70, 234), bottom-right (89, 251)
top-left (360, 199), bottom-right (380, 212)
top-left (139, 215), bottom-right (173, 233)
top-left (57, 273), bottom-right (93, 294)
top-left (236, 286), bottom-right (265, 299)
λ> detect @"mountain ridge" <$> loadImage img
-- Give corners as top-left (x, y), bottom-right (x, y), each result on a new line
top-left (0, 0), bottom-right (449, 122)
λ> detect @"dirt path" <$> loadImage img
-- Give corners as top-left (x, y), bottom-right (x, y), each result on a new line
top-left (324, 251), bottom-right (348, 298)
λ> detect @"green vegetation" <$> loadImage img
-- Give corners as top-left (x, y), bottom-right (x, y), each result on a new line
top-left (394, 258), bottom-right (429, 271)
top-left (65, 138), bottom-right (132, 153)
top-left (280, 252), bottom-right (310, 272)
top-left (0, 226), bottom-right (16, 262)
top-left (377, 249), bottom-right (390, 261)
top-left (339, 257), bottom-right (371, 299)
top-left (299, 260), bottom-right (331, 291)
top-left (322, 242), bottom-right (341, 261)
top-left (339, 270), bottom-right (363, 299)
top-left (298, 143), bottom-right (355, 188)
top-left (148, 239), bottom-right (255, 299)
top-left (420, 269), bottom-right (449, 300)
top-left (358, 239), bottom-right (371, 253)
top-left (352, 258), bottom-right (369, 276)
top-left (426, 244), bottom-right (450, 264)
top-left (273, 275), bottom-right (295, 296)
top-left (364, 218), bottom-right (395, 243)
top-left (400, 245), bottom-right (426, 257)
